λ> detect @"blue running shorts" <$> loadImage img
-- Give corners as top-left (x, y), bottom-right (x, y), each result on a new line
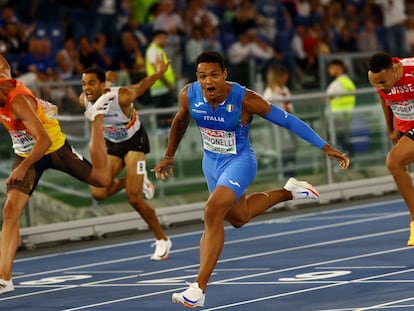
top-left (202, 147), bottom-right (257, 201)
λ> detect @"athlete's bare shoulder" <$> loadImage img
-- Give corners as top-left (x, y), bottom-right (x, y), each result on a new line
top-left (242, 88), bottom-right (271, 117)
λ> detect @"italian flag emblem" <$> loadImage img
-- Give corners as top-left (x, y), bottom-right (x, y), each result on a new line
top-left (226, 104), bottom-right (234, 112)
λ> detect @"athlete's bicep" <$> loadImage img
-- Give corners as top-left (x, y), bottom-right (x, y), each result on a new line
top-left (175, 86), bottom-right (191, 124)
top-left (12, 96), bottom-right (49, 140)
top-left (243, 90), bottom-right (272, 117)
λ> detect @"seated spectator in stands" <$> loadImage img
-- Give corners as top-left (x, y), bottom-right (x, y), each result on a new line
top-left (91, 32), bottom-right (112, 71)
top-left (153, 0), bottom-right (185, 78)
top-left (0, 22), bottom-right (26, 57)
top-left (184, 26), bottom-right (204, 79)
top-left (227, 30), bottom-right (282, 87)
top-left (254, 0), bottom-right (287, 44)
top-left (15, 36), bottom-right (54, 97)
top-left (182, 0), bottom-right (219, 35)
top-left (120, 13), bottom-right (149, 48)
top-left (357, 19), bottom-right (381, 52)
top-left (54, 36), bottom-right (81, 110)
top-left (113, 30), bottom-right (147, 86)
top-left (202, 18), bottom-right (223, 55)
top-left (93, 0), bottom-right (121, 47)
top-left (231, 0), bottom-right (258, 36)
top-left (75, 35), bottom-right (95, 74)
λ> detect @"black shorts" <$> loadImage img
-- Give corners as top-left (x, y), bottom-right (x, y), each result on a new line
top-left (9, 140), bottom-right (92, 195)
top-left (105, 125), bottom-right (150, 158)
top-left (404, 128), bottom-right (414, 140)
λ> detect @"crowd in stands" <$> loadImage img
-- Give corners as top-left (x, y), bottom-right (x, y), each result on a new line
top-left (0, 0), bottom-right (413, 103)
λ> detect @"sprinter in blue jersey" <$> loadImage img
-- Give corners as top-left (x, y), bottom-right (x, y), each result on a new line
top-left (152, 51), bottom-right (350, 308)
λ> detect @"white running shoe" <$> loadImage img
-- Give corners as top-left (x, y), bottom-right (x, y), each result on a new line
top-left (143, 172), bottom-right (155, 200)
top-left (172, 282), bottom-right (205, 308)
top-left (150, 238), bottom-right (172, 260)
top-left (0, 279), bottom-right (14, 295)
top-left (84, 91), bottom-right (115, 121)
top-left (283, 177), bottom-right (319, 200)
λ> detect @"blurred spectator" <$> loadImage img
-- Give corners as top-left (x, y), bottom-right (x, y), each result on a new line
top-left (131, 0), bottom-right (160, 23)
top-left (16, 37), bottom-right (55, 97)
top-left (76, 35), bottom-right (95, 73)
top-left (231, 0), bottom-right (258, 36)
top-left (357, 19), bottom-right (381, 52)
top-left (184, 26), bottom-right (204, 79)
top-left (54, 36), bottom-right (81, 108)
top-left (113, 30), bottom-right (146, 91)
top-left (262, 62), bottom-right (297, 176)
top-left (182, 0), bottom-right (219, 35)
top-left (93, 0), bottom-right (120, 47)
top-left (274, 12), bottom-right (306, 90)
top-left (254, 0), bottom-right (287, 44)
top-left (0, 22), bottom-right (26, 56)
top-left (120, 13), bottom-right (149, 48)
top-left (375, 0), bottom-right (407, 57)
top-left (227, 30), bottom-right (282, 87)
top-left (67, 3), bottom-right (96, 41)
top-left (336, 23), bottom-right (358, 53)
top-left (263, 63), bottom-right (293, 112)
top-left (55, 36), bottom-right (78, 80)
top-left (145, 29), bottom-right (176, 129)
top-left (153, 0), bottom-right (185, 79)
top-left (406, 16), bottom-right (414, 56)
top-left (91, 32), bottom-right (112, 71)
top-left (202, 21), bottom-right (223, 55)
top-left (325, 59), bottom-right (356, 156)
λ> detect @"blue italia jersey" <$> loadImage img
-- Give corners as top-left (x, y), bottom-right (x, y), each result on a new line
top-left (188, 81), bottom-right (251, 158)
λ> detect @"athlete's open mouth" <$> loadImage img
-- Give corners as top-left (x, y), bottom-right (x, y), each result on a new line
top-left (206, 87), bottom-right (215, 95)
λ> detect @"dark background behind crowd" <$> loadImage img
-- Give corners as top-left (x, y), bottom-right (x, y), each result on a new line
top-left (1, 0), bottom-right (413, 97)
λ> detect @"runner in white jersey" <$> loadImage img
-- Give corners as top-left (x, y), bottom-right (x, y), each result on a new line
top-left (79, 55), bottom-right (173, 261)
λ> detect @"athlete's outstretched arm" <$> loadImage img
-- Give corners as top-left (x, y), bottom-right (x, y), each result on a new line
top-left (243, 89), bottom-right (350, 169)
top-left (152, 85), bottom-right (191, 180)
top-left (118, 54), bottom-right (170, 106)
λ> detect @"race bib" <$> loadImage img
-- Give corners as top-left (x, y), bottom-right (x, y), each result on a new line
top-left (389, 100), bottom-right (414, 120)
top-left (103, 125), bottom-right (129, 142)
top-left (10, 130), bottom-right (35, 154)
top-left (200, 127), bottom-right (236, 154)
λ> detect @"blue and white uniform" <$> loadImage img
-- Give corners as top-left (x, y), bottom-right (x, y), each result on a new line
top-left (188, 81), bottom-right (256, 200)
top-left (188, 81), bottom-right (327, 200)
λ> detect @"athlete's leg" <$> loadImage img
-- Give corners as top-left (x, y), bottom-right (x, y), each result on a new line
top-left (124, 151), bottom-right (167, 240)
top-left (90, 154), bottom-right (125, 200)
top-left (0, 190), bottom-right (29, 280)
top-left (85, 115), bottom-right (110, 187)
top-left (386, 136), bottom-right (414, 220)
top-left (225, 189), bottom-right (293, 228)
top-left (196, 186), bottom-right (236, 292)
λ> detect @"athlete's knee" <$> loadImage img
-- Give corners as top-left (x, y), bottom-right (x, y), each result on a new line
top-left (386, 150), bottom-right (404, 174)
top-left (126, 191), bottom-right (145, 206)
top-left (204, 203), bottom-right (226, 227)
top-left (2, 203), bottom-right (22, 224)
top-left (228, 218), bottom-right (248, 228)
top-left (91, 191), bottom-right (106, 201)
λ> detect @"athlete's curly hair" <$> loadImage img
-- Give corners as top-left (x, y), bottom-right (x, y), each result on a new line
top-left (368, 52), bottom-right (393, 73)
top-left (83, 66), bottom-right (106, 83)
top-left (195, 51), bottom-right (225, 71)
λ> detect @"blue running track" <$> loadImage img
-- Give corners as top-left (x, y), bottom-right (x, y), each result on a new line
top-left (2, 197), bottom-right (414, 310)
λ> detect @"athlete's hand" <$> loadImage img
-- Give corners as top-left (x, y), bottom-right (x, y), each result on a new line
top-left (153, 53), bottom-right (170, 76)
top-left (6, 164), bottom-right (28, 185)
top-left (322, 144), bottom-right (350, 169)
top-left (389, 130), bottom-right (401, 145)
top-left (152, 158), bottom-right (174, 180)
